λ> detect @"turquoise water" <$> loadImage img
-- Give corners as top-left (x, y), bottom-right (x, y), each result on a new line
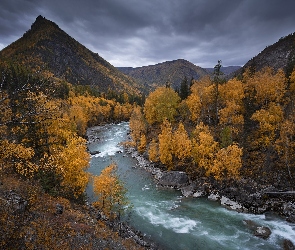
top-left (86, 122), bottom-right (295, 250)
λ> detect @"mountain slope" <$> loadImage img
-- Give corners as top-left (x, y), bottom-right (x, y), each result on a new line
top-left (233, 32), bottom-right (295, 77)
top-left (118, 59), bottom-right (209, 93)
top-left (0, 15), bottom-right (141, 95)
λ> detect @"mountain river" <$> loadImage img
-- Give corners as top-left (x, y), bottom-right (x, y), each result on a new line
top-left (86, 122), bottom-right (295, 250)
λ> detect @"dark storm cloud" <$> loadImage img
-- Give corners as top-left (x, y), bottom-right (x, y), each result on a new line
top-left (1, 0), bottom-right (295, 67)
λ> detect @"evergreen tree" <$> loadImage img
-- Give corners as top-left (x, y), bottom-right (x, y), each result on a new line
top-left (179, 76), bottom-right (189, 100)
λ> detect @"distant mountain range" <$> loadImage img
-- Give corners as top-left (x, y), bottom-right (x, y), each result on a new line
top-left (204, 66), bottom-right (241, 75)
top-left (117, 59), bottom-right (209, 93)
top-left (0, 15), bottom-right (142, 95)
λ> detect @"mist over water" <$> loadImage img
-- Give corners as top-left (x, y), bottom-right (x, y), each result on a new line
top-left (86, 122), bottom-right (295, 250)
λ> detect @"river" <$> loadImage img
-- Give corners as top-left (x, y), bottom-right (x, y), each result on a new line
top-left (86, 122), bottom-right (295, 250)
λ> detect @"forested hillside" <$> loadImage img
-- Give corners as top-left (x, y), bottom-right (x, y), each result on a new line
top-left (0, 15), bottom-right (143, 98)
top-left (118, 59), bottom-right (209, 93)
top-left (130, 64), bottom-right (295, 188)
top-left (0, 63), bottom-right (141, 249)
top-left (233, 32), bottom-right (295, 78)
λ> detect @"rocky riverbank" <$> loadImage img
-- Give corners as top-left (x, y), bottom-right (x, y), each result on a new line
top-left (127, 147), bottom-right (295, 225)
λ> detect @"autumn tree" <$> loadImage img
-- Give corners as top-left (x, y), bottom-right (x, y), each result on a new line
top-left (173, 122), bottom-right (191, 162)
top-left (129, 106), bottom-right (147, 147)
top-left (191, 122), bottom-right (218, 176)
top-left (158, 119), bottom-right (173, 169)
top-left (93, 163), bottom-right (129, 220)
top-left (245, 67), bottom-right (286, 108)
top-left (275, 118), bottom-right (295, 179)
top-left (219, 79), bottom-right (245, 138)
top-left (148, 139), bottom-right (159, 162)
top-left (251, 102), bottom-right (284, 148)
top-left (187, 76), bottom-right (215, 125)
top-left (144, 86), bottom-right (180, 124)
top-left (211, 144), bottom-right (242, 180)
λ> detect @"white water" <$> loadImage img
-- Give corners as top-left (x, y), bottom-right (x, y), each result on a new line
top-left (86, 122), bottom-right (295, 250)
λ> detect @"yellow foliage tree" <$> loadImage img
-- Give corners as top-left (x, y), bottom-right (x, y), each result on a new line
top-left (138, 134), bottom-right (147, 153)
top-left (158, 119), bottom-right (173, 169)
top-left (129, 106), bottom-right (147, 147)
top-left (173, 122), bottom-right (191, 161)
top-left (245, 67), bottom-right (286, 107)
top-left (144, 86), bottom-right (180, 124)
top-left (148, 139), bottom-right (159, 162)
top-left (251, 102), bottom-right (284, 147)
top-left (93, 163), bottom-right (128, 219)
top-left (211, 144), bottom-right (242, 180)
top-left (219, 79), bottom-right (245, 136)
top-left (46, 135), bottom-right (89, 198)
top-left (191, 123), bottom-right (218, 175)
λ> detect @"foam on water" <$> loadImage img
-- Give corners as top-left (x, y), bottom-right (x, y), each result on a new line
top-left (136, 206), bottom-right (198, 234)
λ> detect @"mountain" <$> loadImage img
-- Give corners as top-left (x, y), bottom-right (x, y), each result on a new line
top-left (233, 32), bottom-right (295, 77)
top-left (205, 66), bottom-right (241, 75)
top-left (117, 59), bottom-right (209, 93)
top-left (0, 15), bottom-right (141, 95)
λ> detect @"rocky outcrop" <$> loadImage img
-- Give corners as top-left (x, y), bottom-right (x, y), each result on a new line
top-left (4, 190), bottom-right (28, 213)
top-left (220, 196), bottom-right (246, 212)
top-left (157, 171), bottom-right (189, 189)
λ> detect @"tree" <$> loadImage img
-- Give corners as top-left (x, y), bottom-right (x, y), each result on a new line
top-left (148, 139), bottom-right (159, 162)
top-left (173, 122), bottom-right (191, 161)
top-left (158, 119), bottom-right (173, 169)
top-left (191, 123), bottom-right (218, 175)
top-left (213, 60), bottom-right (223, 125)
top-left (144, 87), bottom-right (180, 124)
top-left (275, 118), bottom-right (295, 179)
top-left (251, 102), bottom-right (284, 148)
top-left (93, 163), bottom-right (129, 220)
top-left (187, 76), bottom-right (214, 124)
top-left (179, 76), bottom-right (189, 100)
top-left (129, 106), bottom-right (147, 147)
top-left (245, 67), bottom-right (286, 108)
top-left (211, 144), bottom-right (242, 180)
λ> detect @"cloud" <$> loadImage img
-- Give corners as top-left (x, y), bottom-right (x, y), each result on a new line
top-left (0, 0), bottom-right (295, 67)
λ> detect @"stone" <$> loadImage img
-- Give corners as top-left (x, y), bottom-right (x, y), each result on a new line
top-left (181, 184), bottom-right (196, 197)
top-left (208, 192), bottom-right (221, 201)
top-left (90, 150), bottom-right (101, 155)
top-left (158, 171), bottom-right (189, 189)
top-left (254, 226), bottom-right (272, 239)
top-left (55, 203), bottom-right (64, 214)
top-left (220, 196), bottom-right (243, 211)
top-left (5, 190), bottom-right (28, 213)
top-left (283, 239), bottom-right (295, 250)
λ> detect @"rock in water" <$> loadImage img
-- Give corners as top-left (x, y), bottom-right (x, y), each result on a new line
top-left (254, 226), bottom-right (272, 239)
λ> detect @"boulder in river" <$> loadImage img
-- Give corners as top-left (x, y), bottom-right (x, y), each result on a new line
top-left (254, 226), bottom-right (272, 239)
top-left (158, 171), bottom-right (189, 189)
top-left (283, 239), bottom-right (295, 250)
top-left (243, 220), bottom-right (272, 240)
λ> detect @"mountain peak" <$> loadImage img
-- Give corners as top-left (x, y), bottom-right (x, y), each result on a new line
top-left (0, 16), bottom-right (141, 95)
top-left (30, 15), bottom-right (59, 32)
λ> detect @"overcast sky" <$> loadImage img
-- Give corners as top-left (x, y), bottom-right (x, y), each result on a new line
top-left (0, 0), bottom-right (295, 68)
